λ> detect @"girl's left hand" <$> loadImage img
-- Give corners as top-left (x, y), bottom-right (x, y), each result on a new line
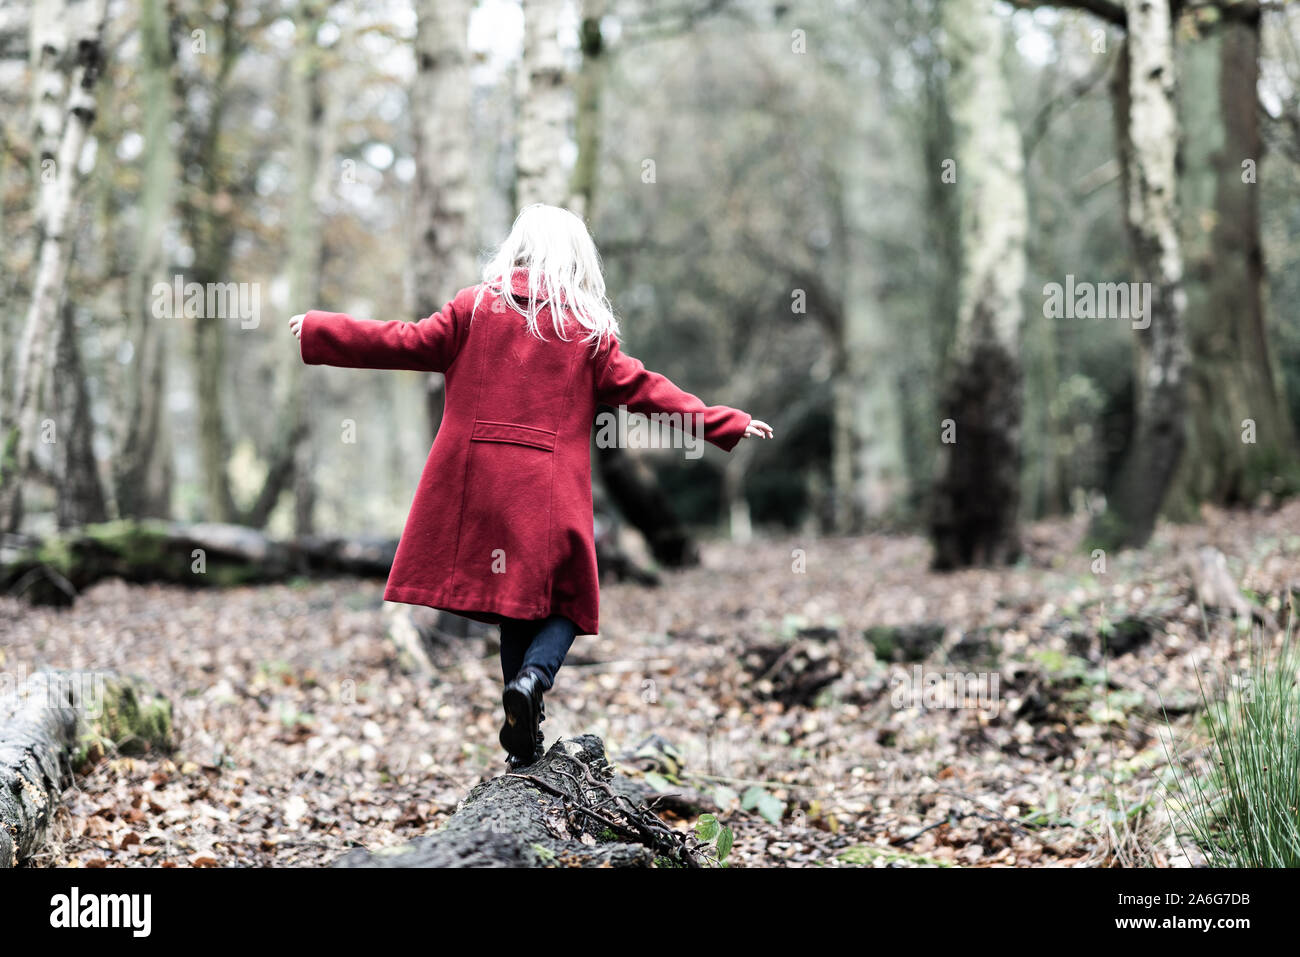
top-left (742, 419), bottom-right (774, 439)
top-left (289, 313), bottom-right (305, 340)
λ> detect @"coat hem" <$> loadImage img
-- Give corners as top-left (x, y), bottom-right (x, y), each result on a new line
top-left (383, 583), bottom-right (598, 637)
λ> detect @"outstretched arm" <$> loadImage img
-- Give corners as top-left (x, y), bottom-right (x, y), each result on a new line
top-left (593, 337), bottom-right (773, 451)
top-left (289, 294), bottom-right (464, 373)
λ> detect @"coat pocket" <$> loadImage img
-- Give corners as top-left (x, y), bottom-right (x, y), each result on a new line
top-left (470, 419), bottom-right (557, 452)
top-left (462, 422), bottom-right (557, 610)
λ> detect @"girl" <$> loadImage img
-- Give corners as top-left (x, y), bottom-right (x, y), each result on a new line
top-left (289, 204), bottom-right (772, 770)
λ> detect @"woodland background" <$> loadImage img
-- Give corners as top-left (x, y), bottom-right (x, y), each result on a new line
top-left (1, 0), bottom-right (1299, 869)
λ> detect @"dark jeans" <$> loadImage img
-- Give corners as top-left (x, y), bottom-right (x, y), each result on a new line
top-left (499, 614), bottom-right (577, 691)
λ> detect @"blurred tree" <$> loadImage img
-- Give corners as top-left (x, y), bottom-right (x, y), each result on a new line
top-left (565, 0), bottom-right (702, 565)
top-left (569, 0), bottom-right (605, 221)
top-left (832, 90), bottom-right (907, 532)
top-left (115, 0), bottom-right (176, 519)
top-left (175, 0), bottom-right (244, 523)
top-left (517, 0), bottom-right (571, 208)
top-left (1, 0), bottom-right (110, 531)
top-left (1173, 6), bottom-right (1296, 510)
top-left (175, 0), bottom-right (313, 529)
top-left (1089, 0), bottom-right (1189, 550)
top-left (413, 0), bottom-right (475, 443)
top-left (930, 0), bottom-right (1030, 569)
top-left (281, 0), bottom-right (329, 535)
top-left (54, 299), bottom-right (107, 527)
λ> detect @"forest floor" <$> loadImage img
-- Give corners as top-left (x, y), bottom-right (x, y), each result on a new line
top-left (4, 501), bottom-right (1298, 868)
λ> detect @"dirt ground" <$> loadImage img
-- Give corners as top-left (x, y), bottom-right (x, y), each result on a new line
top-left (4, 500), bottom-right (1297, 868)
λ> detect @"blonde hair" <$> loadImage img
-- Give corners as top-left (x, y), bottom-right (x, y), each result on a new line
top-left (474, 204), bottom-right (620, 348)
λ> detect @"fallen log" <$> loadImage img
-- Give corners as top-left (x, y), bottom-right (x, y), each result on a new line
top-left (0, 671), bottom-right (174, 867)
top-left (3, 518), bottom-right (657, 607)
top-left (1, 520), bottom-right (398, 605)
top-left (332, 735), bottom-right (706, 868)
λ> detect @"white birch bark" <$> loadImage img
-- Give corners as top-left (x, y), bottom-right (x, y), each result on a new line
top-left (2, 0), bottom-right (109, 529)
top-left (517, 0), bottom-right (573, 208)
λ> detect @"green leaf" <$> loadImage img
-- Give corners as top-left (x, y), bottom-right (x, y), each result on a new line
top-left (716, 826), bottom-right (734, 862)
top-left (741, 785), bottom-right (767, 811)
top-left (712, 785), bottom-right (740, 808)
top-left (644, 771), bottom-right (671, 793)
top-left (757, 794), bottom-right (786, 825)
top-left (695, 814), bottom-right (720, 842)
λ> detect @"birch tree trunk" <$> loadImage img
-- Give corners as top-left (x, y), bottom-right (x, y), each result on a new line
top-left (517, 0), bottom-right (572, 209)
top-left (1089, 0), bottom-right (1189, 550)
top-left (929, 0), bottom-right (1029, 569)
top-left (0, 671), bottom-right (174, 867)
top-left (0, 0), bottom-right (109, 532)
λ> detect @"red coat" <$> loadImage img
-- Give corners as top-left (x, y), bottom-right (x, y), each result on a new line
top-left (299, 269), bottom-right (750, 635)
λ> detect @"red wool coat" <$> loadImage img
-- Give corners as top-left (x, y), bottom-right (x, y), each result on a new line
top-left (299, 270), bottom-right (751, 636)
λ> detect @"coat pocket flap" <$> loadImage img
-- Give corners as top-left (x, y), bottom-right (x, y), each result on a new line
top-left (470, 420), bottom-right (557, 451)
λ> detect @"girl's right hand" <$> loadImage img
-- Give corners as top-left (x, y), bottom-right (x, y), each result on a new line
top-left (289, 313), bottom-right (305, 340)
top-left (742, 419), bottom-right (774, 439)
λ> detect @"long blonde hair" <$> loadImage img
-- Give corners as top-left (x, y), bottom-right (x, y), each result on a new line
top-left (474, 204), bottom-right (620, 348)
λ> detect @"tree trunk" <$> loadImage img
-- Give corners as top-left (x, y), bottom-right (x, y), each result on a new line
top-left (722, 442), bottom-right (755, 544)
top-left (178, 2), bottom-right (240, 524)
top-left (595, 431), bottom-right (699, 566)
top-left (0, 0), bottom-right (109, 532)
top-left (53, 300), bottom-right (107, 528)
top-left (114, 0), bottom-right (175, 520)
top-left (1089, 0), bottom-right (1189, 551)
top-left (282, 1), bottom-right (328, 536)
top-left (930, 0), bottom-right (1029, 570)
top-left (1170, 10), bottom-right (1294, 510)
top-left (516, 0), bottom-right (572, 209)
top-left (912, 14), bottom-right (962, 512)
top-left (833, 100), bottom-right (907, 531)
top-left (191, 304), bottom-right (237, 521)
top-left (569, 0), bottom-right (606, 221)
top-left (0, 671), bottom-right (173, 867)
top-left (412, 0), bottom-right (475, 446)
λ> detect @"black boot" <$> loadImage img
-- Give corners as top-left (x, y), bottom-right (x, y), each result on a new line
top-left (504, 728), bottom-right (545, 771)
top-left (499, 667), bottom-right (546, 765)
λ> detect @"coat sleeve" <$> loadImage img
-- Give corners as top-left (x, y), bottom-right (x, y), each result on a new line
top-left (299, 293), bottom-right (465, 373)
top-left (593, 337), bottom-right (751, 452)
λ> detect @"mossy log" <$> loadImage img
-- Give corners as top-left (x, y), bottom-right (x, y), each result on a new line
top-left (0, 671), bottom-right (174, 867)
top-left (1, 520), bottom-right (398, 605)
top-left (3, 519), bottom-right (654, 607)
top-left (332, 735), bottom-right (703, 868)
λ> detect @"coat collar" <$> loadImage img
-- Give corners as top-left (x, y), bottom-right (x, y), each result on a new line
top-left (508, 267), bottom-right (534, 298)
top-left (506, 267), bottom-right (569, 306)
